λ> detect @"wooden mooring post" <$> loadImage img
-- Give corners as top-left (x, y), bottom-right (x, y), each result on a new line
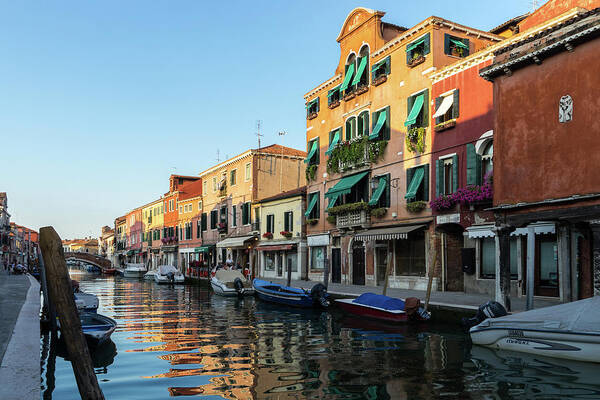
top-left (39, 226), bottom-right (105, 400)
top-left (424, 234), bottom-right (439, 312)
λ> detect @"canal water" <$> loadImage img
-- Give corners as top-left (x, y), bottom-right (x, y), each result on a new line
top-left (41, 270), bottom-right (600, 400)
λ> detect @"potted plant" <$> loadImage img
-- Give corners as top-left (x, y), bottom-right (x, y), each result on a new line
top-left (306, 164), bottom-right (317, 182)
top-left (262, 232), bottom-right (273, 239)
top-left (307, 219), bottom-right (319, 226)
top-left (406, 126), bottom-right (425, 153)
top-left (280, 231), bottom-right (293, 239)
top-left (408, 52), bottom-right (425, 67)
top-left (370, 207), bottom-right (387, 218)
top-left (326, 215), bottom-right (336, 224)
top-left (217, 222), bottom-right (227, 233)
top-left (406, 201), bottom-right (427, 213)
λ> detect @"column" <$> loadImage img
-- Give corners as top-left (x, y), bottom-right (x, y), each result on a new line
top-left (591, 222), bottom-right (600, 296)
top-left (494, 224), bottom-right (514, 311)
top-left (526, 226), bottom-right (535, 310)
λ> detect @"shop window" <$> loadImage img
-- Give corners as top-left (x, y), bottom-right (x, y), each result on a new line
top-left (265, 252), bottom-right (276, 271)
top-left (444, 34), bottom-right (470, 58)
top-left (311, 246), bottom-right (326, 270)
top-left (538, 235), bottom-right (558, 289)
top-left (286, 252), bottom-right (298, 272)
top-left (480, 237), bottom-right (519, 279)
top-left (394, 230), bottom-right (426, 276)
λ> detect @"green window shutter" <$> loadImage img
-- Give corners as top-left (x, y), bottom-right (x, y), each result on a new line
top-left (246, 203), bottom-right (251, 224)
top-left (405, 167), bottom-right (425, 200)
top-left (444, 34), bottom-right (451, 55)
top-left (385, 57), bottom-right (391, 74)
top-left (423, 33), bottom-right (431, 55)
top-left (201, 213), bottom-right (207, 231)
top-left (284, 212), bottom-right (289, 232)
top-left (316, 97), bottom-right (320, 113)
top-left (452, 89), bottom-right (460, 119)
top-left (463, 38), bottom-right (470, 56)
top-left (423, 164), bottom-right (430, 201)
top-left (362, 112), bottom-right (369, 136)
top-left (407, 94), bottom-right (414, 124)
top-left (452, 154), bottom-right (459, 193)
top-left (405, 93), bottom-right (424, 127)
top-left (434, 96), bottom-right (443, 125)
top-left (351, 56), bottom-right (368, 86)
top-left (406, 167), bottom-right (415, 195)
top-left (232, 205), bottom-right (237, 226)
top-left (436, 159), bottom-right (444, 196)
top-left (406, 46), bottom-right (412, 63)
top-left (383, 106), bottom-right (390, 140)
top-left (340, 63), bottom-right (355, 92)
top-left (476, 152), bottom-right (483, 185)
top-left (423, 89), bottom-right (429, 127)
top-left (466, 143), bottom-right (477, 186)
top-left (385, 174), bottom-right (391, 207)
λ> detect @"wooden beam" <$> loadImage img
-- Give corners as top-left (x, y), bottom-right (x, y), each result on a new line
top-left (424, 234), bottom-right (438, 311)
top-left (39, 226), bottom-right (105, 400)
top-left (382, 244), bottom-right (393, 296)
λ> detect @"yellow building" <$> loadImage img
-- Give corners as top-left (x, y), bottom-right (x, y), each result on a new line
top-left (198, 145), bottom-right (306, 272)
top-left (141, 198), bottom-right (164, 269)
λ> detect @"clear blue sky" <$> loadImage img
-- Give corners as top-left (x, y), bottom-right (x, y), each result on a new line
top-left (0, 0), bottom-right (533, 239)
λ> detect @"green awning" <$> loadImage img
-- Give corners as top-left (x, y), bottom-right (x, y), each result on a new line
top-left (339, 63), bottom-right (355, 92)
top-left (351, 56), bottom-right (368, 86)
top-left (325, 171), bottom-right (369, 199)
top-left (404, 94), bottom-right (425, 127)
top-left (368, 109), bottom-right (387, 140)
top-left (126, 250), bottom-right (134, 255)
top-left (306, 98), bottom-right (318, 109)
top-left (327, 85), bottom-right (341, 98)
top-left (368, 176), bottom-right (388, 206)
top-left (195, 245), bottom-right (214, 253)
top-left (304, 194), bottom-right (318, 217)
top-left (406, 37), bottom-right (425, 52)
top-left (304, 140), bottom-right (318, 164)
top-left (450, 39), bottom-right (468, 49)
top-left (405, 167), bottom-right (425, 199)
top-left (371, 56), bottom-right (389, 73)
top-left (325, 130), bottom-right (340, 156)
top-left (326, 195), bottom-right (339, 210)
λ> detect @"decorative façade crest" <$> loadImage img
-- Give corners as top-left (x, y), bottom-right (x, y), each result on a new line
top-left (559, 95), bottom-right (573, 123)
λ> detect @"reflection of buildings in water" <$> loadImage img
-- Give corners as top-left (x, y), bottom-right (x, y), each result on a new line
top-left (468, 346), bottom-right (600, 399)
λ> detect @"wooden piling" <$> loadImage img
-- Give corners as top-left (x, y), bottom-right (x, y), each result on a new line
top-left (424, 235), bottom-right (438, 312)
top-left (39, 226), bottom-right (105, 400)
top-left (382, 244), bottom-right (393, 296)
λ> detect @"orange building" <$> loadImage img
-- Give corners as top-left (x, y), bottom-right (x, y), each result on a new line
top-left (176, 179), bottom-right (204, 277)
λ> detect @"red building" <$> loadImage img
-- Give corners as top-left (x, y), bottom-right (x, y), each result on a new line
top-left (126, 208), bottom-right (143, 263)
top-left (176, 178), bottom-right (204, 278)
top-left (480, 5), bottom-right (600, 309)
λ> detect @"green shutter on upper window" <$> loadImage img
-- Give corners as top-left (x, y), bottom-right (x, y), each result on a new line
top-left (452, 89), bottom-right (460, 119)
top-left (423, 164), bottom-right (430, 201)
top-left (466, 143), bottom-right (477, 186)
top-left (444, 34), bottom-right (451, 55)
top-left (369, 109), bottom-right (386, 141)
top-left (452, 154), bottom-right (459, 193)
top-left (423, 32), bottom-right (431, 55)
top-left (406, 167), bottom-right (414, 196)
top-left (340, 63), bottom-right (355, 92)
top-left (436, 159), bottom-right (443, 196)
top-left (423, 90), bottom-right (429, 127)
top-left (351, 56), bottom-right (368, 86)
top-left (434, 96), bottom-right (443, 125)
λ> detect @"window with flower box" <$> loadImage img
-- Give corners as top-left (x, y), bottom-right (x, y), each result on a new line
top-left (444, 34), bottom-right (470, 58)
top-left (436, 155), bottom-right (458, 196)
top-left (327, 85), bottom-right (341, 108)
top-left (306, 98), bottom-right (319, 120)
top-left (406, 33), bottom-right (430, 66)
top-left (433, 90), bottom-right (459, 131)
top-left (405, 165), bottom-right (429, 202)
top-left (371, 56), bottom-right (390, 85)
top-left (304, 138), bottom-right (320, 165)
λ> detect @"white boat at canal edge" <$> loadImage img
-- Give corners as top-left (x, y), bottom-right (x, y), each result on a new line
top-left (470, 296), bottom-right (600, 363)
top-left (154, 265), bottom-right (185, 284)
top-left (123, 263), bottom-right (146, 278)
top-left (143, 270), bottom-right (158, 281)
top-left (211, 269), bottom-right (254, 297)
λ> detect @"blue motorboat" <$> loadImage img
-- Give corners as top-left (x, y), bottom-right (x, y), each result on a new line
top-left (252, 279), bottom-right (329, 308)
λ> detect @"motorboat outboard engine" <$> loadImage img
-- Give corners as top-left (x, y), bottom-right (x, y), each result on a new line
top-left (310, 283), bottom-right (329, 308)
top-left (462, 300), bottom-right (507, 331)
top-left (233, 277), bottom-right (244, 296)
top-left (167, 272), bottom-right (175, 283)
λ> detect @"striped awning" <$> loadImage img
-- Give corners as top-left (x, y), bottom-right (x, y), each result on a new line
top-left (355, 225), bottom-right (426, 241)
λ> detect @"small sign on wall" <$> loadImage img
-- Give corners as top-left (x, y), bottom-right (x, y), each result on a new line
top-left (559, 95), bottom-right (573, 123)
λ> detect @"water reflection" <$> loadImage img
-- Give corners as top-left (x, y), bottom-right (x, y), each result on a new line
top-left (41, 270), bottom-right (600, 400)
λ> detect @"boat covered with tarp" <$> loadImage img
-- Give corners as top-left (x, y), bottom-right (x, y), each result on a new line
top-left (154, 265), bottom-right (185, 284)
top-left (336, 293), bottom-right (430, 323)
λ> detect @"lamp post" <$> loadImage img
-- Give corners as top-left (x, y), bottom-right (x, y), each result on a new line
top-left (278, 131), bottom-right (287, 192)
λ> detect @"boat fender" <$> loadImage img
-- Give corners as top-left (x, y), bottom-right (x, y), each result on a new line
top-left (234, 278), bottom-right (244, 295)
top-left (310, 283), bottom-right (329, 308)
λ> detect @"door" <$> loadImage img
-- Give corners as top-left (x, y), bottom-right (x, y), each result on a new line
top-left (331, 248), bottom-right (341, 283)
top-left (375, 246), bottom-right (388, 286)
top-left (535, 234), bottom-right (559, 297)
top-left (352, 245), bottom-right (365, 285)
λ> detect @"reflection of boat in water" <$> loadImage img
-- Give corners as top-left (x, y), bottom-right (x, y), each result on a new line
top-left (470, 296), bottom-right (600, 363)
top-left (469, 346), bottom-right (600, 398)
top-left (56, 337), bottom-right (117, 373)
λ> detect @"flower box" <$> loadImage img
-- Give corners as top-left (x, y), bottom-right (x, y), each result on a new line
top-left (280, 231), bottom-right (293, 239)
top-left (355, 85), bottom-right (369, 96)
top-left (406, 201), bottom-right (427, 213)
top-left (407, 55), bottom-right (425, 68)
top-left (217, 222), bottom-right (227, 233)
top-left (328, 100), bottom-right (340, 109)
top-left (343, 91), bottom-right (356, 102)
top-left (307, 219), bottom-right (319, 226)
top-left (307, 111), bottom-right (318, 120)
top-left (372, 74), bottom-right (387, 86)
top-left (262, 232), bottom-right (273, 239)
top-left (434, 119), bottom-right (456, 132)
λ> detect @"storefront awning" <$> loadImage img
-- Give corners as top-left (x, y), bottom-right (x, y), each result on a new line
top-left (325, 129), bottom-right (340, 156)
top-left (368, 109), bottom-right (387, 140)
top-left (368, 176), bottom-right (388, 206)
top-left (339, 63), bottom-right (355, 92)
top-left (257, 244), bottom-right (295, 251)
top-left (351, 56), bottom-right (368, 86)
top-left (325, 171), bottom-right (369, 199)
top-left (432, 94), bottom-right (454, 118)
top-left (217, 235), bottom-right (256, 249)
top-left (405, 168), bottom-right (425, 199)
top-left (355, 225), bottom-right (426, 241)
top-left (195, 245), bottom-right (214, 253)
top-left (466, 222), bottom-right (556, 239)
top-left (404, 94), bottom-right (424, 127)
top-left (304, 140), bottom-right (318, 164)
top-left (466, 225), bottom-right (495, 239)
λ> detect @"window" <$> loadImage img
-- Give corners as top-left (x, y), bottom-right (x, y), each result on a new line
top-left (370, 106), bottom-right (390, 140)
top-left (352, 45), bottom-right (369, 89)
top-left (371, 56), bottom-right (391, 82)
top-left (169, 200), bottom-right (174, 212)
top-left (395, 231), bottom-right (426, 276)
top-left (436, 156), bottom-right (458, 196)
top-left (480, 237), bottom-right (519, 279)
top-left (212, 177), bottom-right (217, 192)
top-left (370, 173), bottom-right (391, 208)
top-left (210, 210), bottom-right (218, 229)
top-left (306, 98), bottom-right (319, 119)
top-left (310, 246), bottom-right (326, 270)
top-left (283, 211), bottom-right (293, 232)
top-left (405, 165), bottom-right (429, 202)
top-left (241, 202), bottom-right (251, 225)
top-left (232, 205), bottom-right (237, 227)
top-left (203, 181), bottom-right (207, 195)
top-left (198, 201), bottom-right (202, 211)
top-left (325, 127), bottom-right (341, 157)
top-left (444, 34), bottom-right (470, 58)
top-left (345, 117), bottom-right (356, 141)
top-left (406, 33), bottom-right (430, 64)
top-left (466, 143), bottom-right (483, 186)
top-left (265, 252), bottom-right (276, 271)
top-left (201, 213), bottom-right (207, 232)
top-left (405, 89), bottom-right (429, 129)
top-left (357, 111), bottom-right (369, 137)
top-left (245, 163), bottom-right (251, 181)
top-left (340, 53), bottom-right (356, 96)
top-left (538, 235), bottom-right (558, 289)
top-left (196, 220), bottom-right (201, 238)
top-left (266, 214), bottom-right (274, 234)
top-left (179, 206), bottom-right (183, 214)
top-left (433, 90), bottom-right (459, 126)
top-left (220, 206), bottom-right (227, 223)
top-left (230, 169), bottom-right (237, 186)
top-left (327, 85), bottom-right (341, 107)
top-left (305, 138), bottom-right (319, 165)
top-left (305, 192), bottom-right (320, 220)
top-left (482, 142), bottom-right (493, 178)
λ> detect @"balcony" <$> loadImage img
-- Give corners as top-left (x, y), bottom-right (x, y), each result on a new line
top-left (336, 209), bottom-right (371, 230)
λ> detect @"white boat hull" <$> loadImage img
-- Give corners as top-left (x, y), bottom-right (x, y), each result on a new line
top-left (74, 292), bottom-right (99, 313)
top-left (470, 327), bottom-right (600, 363)
top-left (123, 270), bottom-right (145, 278)
top-left (154, 274), bottom-right (185, 284)
top-left (143, 271), bottom-right (157, 281)
top-left (210, 278), bottom-right (254, 297)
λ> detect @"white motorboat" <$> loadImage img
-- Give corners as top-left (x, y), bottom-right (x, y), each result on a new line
top-left (80, 312), bottom-right (117, 346)
top-left (210, 269), bottom-right (254, 297)
top-left (123, 263), bottom-right (147, 278)
top-left (143, 270), bottom-right (158, 281)
top-left (470, 296), bottom-right (600, 363)
top-left (74, 292), bottom-right (99, 313)
top-left (154, 265), bottom-right (185, 284)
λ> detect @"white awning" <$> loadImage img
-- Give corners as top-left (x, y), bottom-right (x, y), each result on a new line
top-left (216, 235), bottom-right (257, 249)
top-left (467, 222), bottom-right (556, 239)
top-left (432, 94), bottom-right (454, 118)
top-left (355, 225), bottom-right (426, 241)
top-left (466, 225), bottom-right (495, 239)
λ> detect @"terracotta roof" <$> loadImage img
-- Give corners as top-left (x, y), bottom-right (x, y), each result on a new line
top-left (256, 186), bottom-right (307, 204)
top-left (179, 179), bottom-right (204, 201)
top-left (253, 144), bottom-right (307, 158)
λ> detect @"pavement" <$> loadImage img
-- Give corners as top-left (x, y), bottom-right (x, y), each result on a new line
top-left (0, 269), bottom-right (41, 400)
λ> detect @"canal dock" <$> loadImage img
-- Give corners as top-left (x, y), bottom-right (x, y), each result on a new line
top-left (0, 270), bottom-right (40, 400)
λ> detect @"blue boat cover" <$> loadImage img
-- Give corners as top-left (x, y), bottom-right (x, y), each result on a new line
top-left (352, 293), bottom-right (405, 311)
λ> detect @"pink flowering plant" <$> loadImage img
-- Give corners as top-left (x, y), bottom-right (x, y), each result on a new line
top-left (430, 173), bottom-right (493, 211)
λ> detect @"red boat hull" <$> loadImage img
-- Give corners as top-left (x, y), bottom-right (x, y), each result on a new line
top-left (102, 268), bottom-right (117, 275)
top-left (336, 300), bottom-right (408, 323)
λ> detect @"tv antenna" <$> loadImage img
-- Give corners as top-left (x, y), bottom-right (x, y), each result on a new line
top-left (216, 149), bottom-right (220, 163)
top-left (255, 120), bottom-right (263, 150)
top-left (530, 0), bottom-right (539, 12)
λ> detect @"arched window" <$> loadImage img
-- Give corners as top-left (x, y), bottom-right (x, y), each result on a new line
top-left (357, 111), bottom-right (369, 137)
top-left (357, 45), bottom-right (370, 87)
top-left (482, 142), bottom-right (493, 179)
top-left (345, 116), bottom-right (356, 141)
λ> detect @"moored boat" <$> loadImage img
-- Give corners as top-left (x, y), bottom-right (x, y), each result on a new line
top-left (336, 293), bottom-right (430, 323)
top-left (252, 279), bottom-right (329, 308)
top-left (101, 267), bottom-right (117, 275)
top-left (74, 292), bottom-right (99, 313)
top-left (211, 269), bottom-right (254, 297)
top-left (470, 296), bottom-right (600, 363)
top-left (123, 263), bottom-right (147, 278)
top-left (154, 265), bottom-right (185, 284)
top-left (79, 312), bottom-right (117, 346)
top-left (143, 270), bottom-right (158, 281)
